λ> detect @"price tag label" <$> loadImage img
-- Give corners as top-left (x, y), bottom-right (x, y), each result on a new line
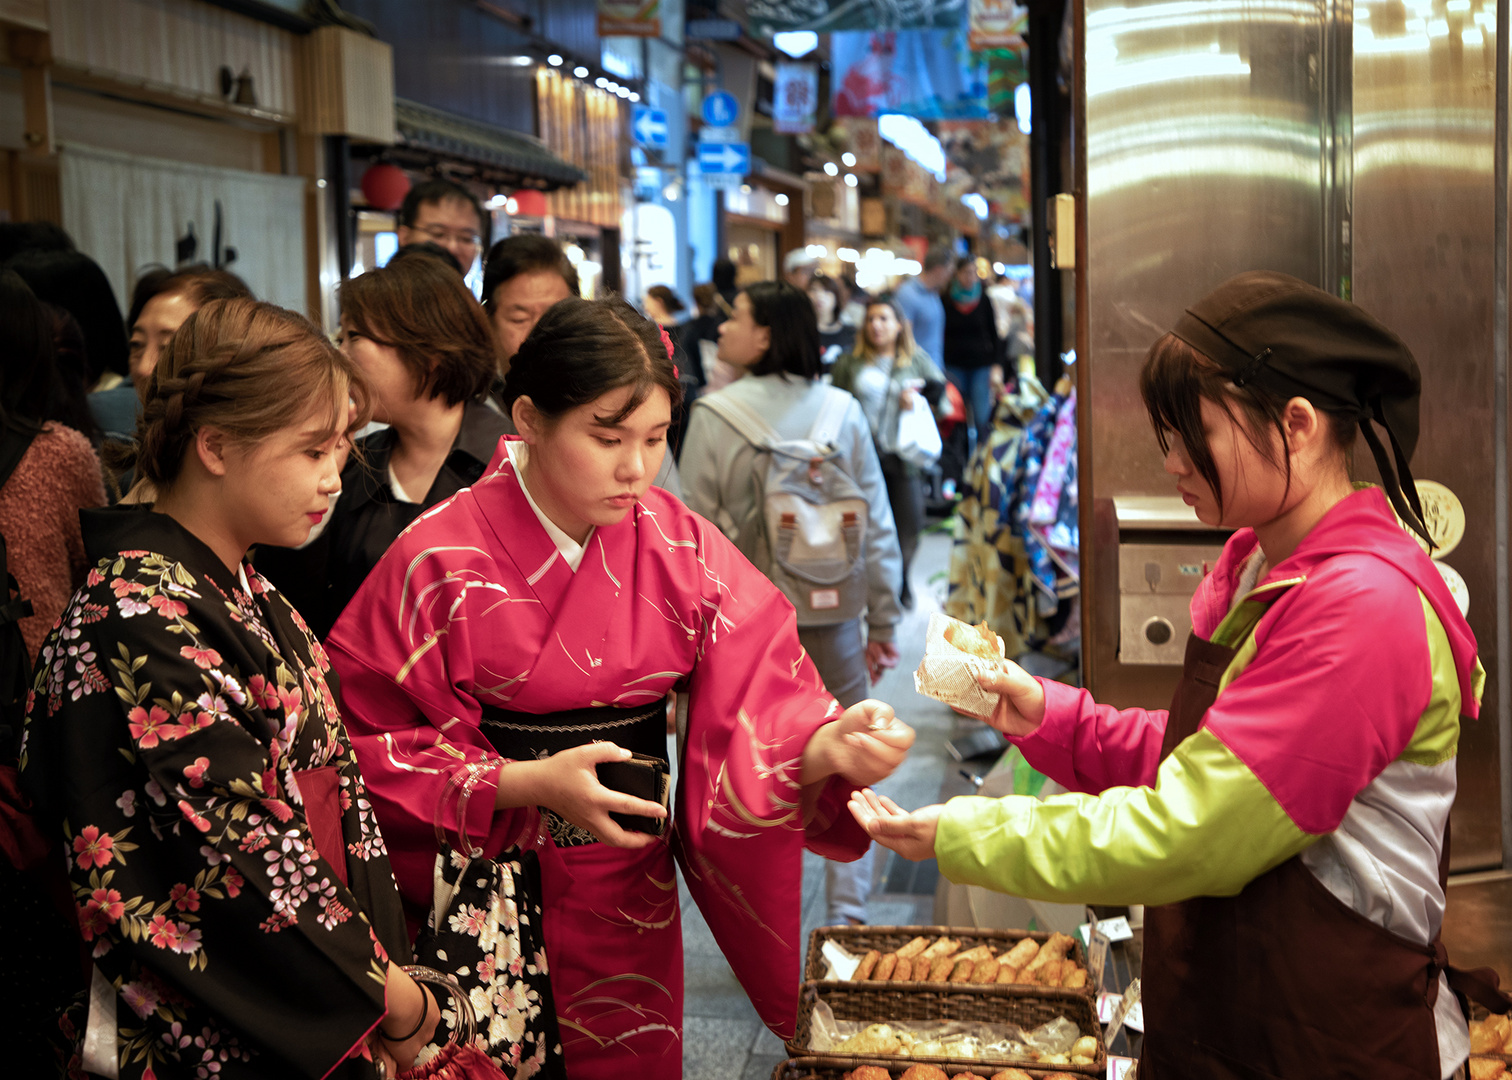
top-left (1104, 977), bottom-right (1142, 1048)
top-left (1106, 1056), bottom-right (1137, 1080)
top-left (1085, 906), bottom-right (1111, 991)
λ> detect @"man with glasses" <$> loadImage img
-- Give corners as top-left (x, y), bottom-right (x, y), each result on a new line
top-left (396, 178), bottom-right (487, 271)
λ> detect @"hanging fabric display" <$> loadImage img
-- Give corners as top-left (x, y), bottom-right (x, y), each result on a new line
top-left (831, 30), bottom-right (991, 120)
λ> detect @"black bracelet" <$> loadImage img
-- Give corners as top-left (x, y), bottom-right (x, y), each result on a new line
top-left (380, 980), bottom-right (428, 1043)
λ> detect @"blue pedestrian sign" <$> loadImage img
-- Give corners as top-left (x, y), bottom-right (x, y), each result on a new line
top-left (701, 91), bottom-right (739, 128)
top-left (631, 107), bottom-right (669, 148)
top-left (697, 140), bottom-right (749, 174)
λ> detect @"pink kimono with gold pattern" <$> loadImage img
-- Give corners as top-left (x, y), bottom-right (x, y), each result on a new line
top-left (326, 442), bottom-right (868, 1079)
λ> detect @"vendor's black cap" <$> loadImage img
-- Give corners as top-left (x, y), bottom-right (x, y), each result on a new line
top-left (1170, 270), bottom-right (1430, 545)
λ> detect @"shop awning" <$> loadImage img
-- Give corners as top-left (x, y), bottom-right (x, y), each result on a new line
top-left (392, 99), bottom-right (586, 190)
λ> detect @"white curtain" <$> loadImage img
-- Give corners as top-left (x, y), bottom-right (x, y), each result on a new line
top-left (59, 143), bottom-right (307, 317)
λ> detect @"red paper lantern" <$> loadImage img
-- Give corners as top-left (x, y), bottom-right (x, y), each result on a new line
top-left (510, 190), bottom-right (549, 217)
top-left (361, 163), bottom-right (411, 211)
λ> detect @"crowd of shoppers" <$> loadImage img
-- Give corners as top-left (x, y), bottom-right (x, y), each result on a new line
top-left (0, 208), bottom-right (1072, 1079)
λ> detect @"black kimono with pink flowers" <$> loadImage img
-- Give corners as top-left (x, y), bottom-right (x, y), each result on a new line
top-left (20, 507), bottom-right (409, 1080)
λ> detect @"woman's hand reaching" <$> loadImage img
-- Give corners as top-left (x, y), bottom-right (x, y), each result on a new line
top-left (848, 789), bottom-right (942, 861)
top-left (802, 701), bottom-right (915, 787)
top-left (971, 661), bottom-right (1047, 737)
top-left (369, 963), bottom-right (440, 1076)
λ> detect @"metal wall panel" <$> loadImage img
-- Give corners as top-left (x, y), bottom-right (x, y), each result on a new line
top-left (1351, 0), bottom-right (1502, 869)
top-left (1081, 0), bottom-right (1330, 707)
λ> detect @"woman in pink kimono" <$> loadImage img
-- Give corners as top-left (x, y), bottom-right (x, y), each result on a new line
top-left (328, 296), bottom-right (915, 1080)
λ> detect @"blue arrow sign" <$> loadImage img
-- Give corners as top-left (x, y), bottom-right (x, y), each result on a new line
top-left (631, 106), bottom-right (668, 148)
top-left (702, 91), bottom-right (739, 128)
top-left (697, 141), bottom-right (749, 174)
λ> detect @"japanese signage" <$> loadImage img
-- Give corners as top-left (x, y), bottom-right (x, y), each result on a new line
top-left (598, 0), bottom-right (660, 38)
top-left (968, 0), bottom-right (1026, 50)
top-left (773, 61), bottom-right (819, 134)
top-left (831, 29), bottom-right (990, 120)
top-left (748, 0), bottom-right (966, 36)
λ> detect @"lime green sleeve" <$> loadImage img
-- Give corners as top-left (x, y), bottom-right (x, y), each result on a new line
top-left (933, 728), bottom-right (1318, 906)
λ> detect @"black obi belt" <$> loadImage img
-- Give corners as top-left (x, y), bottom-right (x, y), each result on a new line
top-left (480, 698), bottom-right (669, 847)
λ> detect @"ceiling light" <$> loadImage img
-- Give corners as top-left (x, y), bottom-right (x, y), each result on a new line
top-left (548, 54), bottom-right (563, 66)
top-left (574, 66), bottom-right (589, 78)
top-left (844, 173), bottom-right (858, 187)
top-left (823, 161), bottom-right (839, 176)
top-left (628, 91), bottom-right (640, 102)
top-left (842, 152), bottom-right (857, 167)
top-left (774, 193), bottom-right (789, 206)
top-left (773, 31), bottom-right (819, 57)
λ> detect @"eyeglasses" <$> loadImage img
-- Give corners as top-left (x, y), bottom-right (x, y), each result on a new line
top-left (416, 225), bottom-right (482, 250)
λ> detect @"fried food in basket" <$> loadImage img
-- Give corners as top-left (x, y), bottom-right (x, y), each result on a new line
top-left (954, 944), bottom-right (995, 965)
top-left (995, 964), bottom-right (1020, 984)
top-left (899, 1066), bottom-right (949, 1080)
top-left (920, 937), bottom-right (961, 962)
top-left (1035, 959), bottom-right (1065, 985)
top-left (874, 953), bottom-right (899, 981)
top-left (1470, 1059), bottom-right (1508, 1080)
top-left (974, 957), bottom-right (1000, 983)
top-left (949, 958), bottom-right (976, 983)
top-left (927, 956), bottom-right (956, 982)
top-left (843, 1068), bottom-right (892, 1080)
top-left (1061, 966), bottom-right (1088, 989)
top-left (897, 936), bottom-right (931, 959)
top-left (989, 1072), bottom-right (1035, 1080)
top-left (853, 949), bottom-right (881, 981)
top-left (1471, 1014), bottom-right (1512, 1054)
top-left (944, 620), bottom-right (1004, 660)
top-left (836, 1024), bottom-right (904, 1056)
top-left (1001, 938), bottom-right (1040, 969)
top-left (893, 956), bottom-right (913, 981)
top-left (1024, 932), bottom-right (1075, 976)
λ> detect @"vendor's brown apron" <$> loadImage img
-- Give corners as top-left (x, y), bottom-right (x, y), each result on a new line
top-left (1141, 624), bottom-right (1511, 1079)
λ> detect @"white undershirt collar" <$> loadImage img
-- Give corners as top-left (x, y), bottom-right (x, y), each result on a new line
top-left (505, 441), bottom-right (592, 572)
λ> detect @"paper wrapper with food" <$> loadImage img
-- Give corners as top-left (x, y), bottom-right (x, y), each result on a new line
top-left (914, 612), bottom-right (1008, 719)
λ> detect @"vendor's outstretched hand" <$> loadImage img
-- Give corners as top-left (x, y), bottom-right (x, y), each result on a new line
top-left (803, 701), bottom-right (915, 787)
top-left (849, 788), bottom-right (941, 862)
top-left (971, 661), bottom-right (1046, 736)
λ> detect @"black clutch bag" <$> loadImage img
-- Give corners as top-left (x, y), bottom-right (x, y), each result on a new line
top-left (596, 753), bottom-right (671, 837)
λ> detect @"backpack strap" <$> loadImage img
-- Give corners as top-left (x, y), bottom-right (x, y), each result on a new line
top-left (808, 386), bottom-right (852, 449)
top-left (697, 392), bottom-right (782, 449)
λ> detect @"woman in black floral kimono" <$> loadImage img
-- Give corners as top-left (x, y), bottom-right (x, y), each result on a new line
top-left (20, 299), bottom-right (440, 1079)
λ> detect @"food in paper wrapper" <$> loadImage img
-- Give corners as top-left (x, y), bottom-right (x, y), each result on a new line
top-left (915, 614), bottom-right (1006, 717)
top-left (836, 1024), bottom-right (905, 1055)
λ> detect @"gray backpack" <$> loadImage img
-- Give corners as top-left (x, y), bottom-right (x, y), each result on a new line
top-left (699, 386), bottom-right (870, 625)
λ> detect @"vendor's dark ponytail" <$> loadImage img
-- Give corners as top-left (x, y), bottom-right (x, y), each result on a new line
top-left (501, 295), bottom-right (683, 424)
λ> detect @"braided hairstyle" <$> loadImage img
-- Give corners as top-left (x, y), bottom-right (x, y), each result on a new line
top-left (501, 295), bottom-right (682, 425)
top-left (118, 298), bottom-right (370, 488)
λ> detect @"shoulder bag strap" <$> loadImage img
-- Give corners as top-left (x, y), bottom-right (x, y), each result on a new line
top-left (698, 392), bottom-right (782, 448)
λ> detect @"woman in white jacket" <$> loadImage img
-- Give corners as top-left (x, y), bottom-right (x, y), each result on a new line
top-left (680, 279), bottom-right (904, 926)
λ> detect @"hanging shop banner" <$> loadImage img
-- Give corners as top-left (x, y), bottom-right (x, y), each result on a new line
top-left (773, 61), bottom-right (819, 134)
top-left (749, 0), bottom-right (965, 36)
top-left (836, 116), bottom-right (882, 171)
top-left (832, 29), bottom-right (990, 120)
top-left (968, 0), bottom-right (1026, 50)
top-left (598, 0), bottom-right (660, 37)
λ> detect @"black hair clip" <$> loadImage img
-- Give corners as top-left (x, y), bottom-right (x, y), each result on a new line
top-left (1233, 347), bottom-right (1272, 387)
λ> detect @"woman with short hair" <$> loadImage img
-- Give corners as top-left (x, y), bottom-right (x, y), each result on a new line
top-left (255, 256), bottom-right (505, 637)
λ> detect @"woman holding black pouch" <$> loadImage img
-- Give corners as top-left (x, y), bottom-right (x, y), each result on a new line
top-left (327, 295), bottom-right (915, 1080)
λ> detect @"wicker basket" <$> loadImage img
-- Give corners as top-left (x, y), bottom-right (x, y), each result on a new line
top-left (804, 925), bottom-right (1093, 996)
top-left (787, 982), bottom-right (1104, 1077)
top-left (773, 1056), bottom-right (1084, 1079)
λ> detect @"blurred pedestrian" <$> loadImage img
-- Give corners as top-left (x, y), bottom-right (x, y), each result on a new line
top-left (681, 280), bottom-right (903, 926)
top-left (894, 243), bottom-right (953, 370)
top-left (832, 296), bottom-right (945, 608)
top-left (808, 274), bottom-right (855, 372)
top-left (783, 248), bottom-right (817, 292)
top-left (942, 256), bottom-right (1005, 451)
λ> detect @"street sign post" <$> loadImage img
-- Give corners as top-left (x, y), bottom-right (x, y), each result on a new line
top-left (631, 106), bottom-right (669, 148)
top-left (697, 140), bottom-right (750, 175)
top-left (701, 91), bottom-right (739, 128)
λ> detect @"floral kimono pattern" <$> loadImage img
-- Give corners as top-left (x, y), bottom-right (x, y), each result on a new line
top-left (20, 507), bottom-right (409, 1080)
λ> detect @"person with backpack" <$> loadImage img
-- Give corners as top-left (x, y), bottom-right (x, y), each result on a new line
top-left (680, 280), bottom-right (905, 927)
top-left (325, 295), bottom-right (914, 1079)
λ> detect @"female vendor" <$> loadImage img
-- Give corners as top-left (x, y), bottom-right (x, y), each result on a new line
top-left (852, 271), bottom-right (1494, 1079)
